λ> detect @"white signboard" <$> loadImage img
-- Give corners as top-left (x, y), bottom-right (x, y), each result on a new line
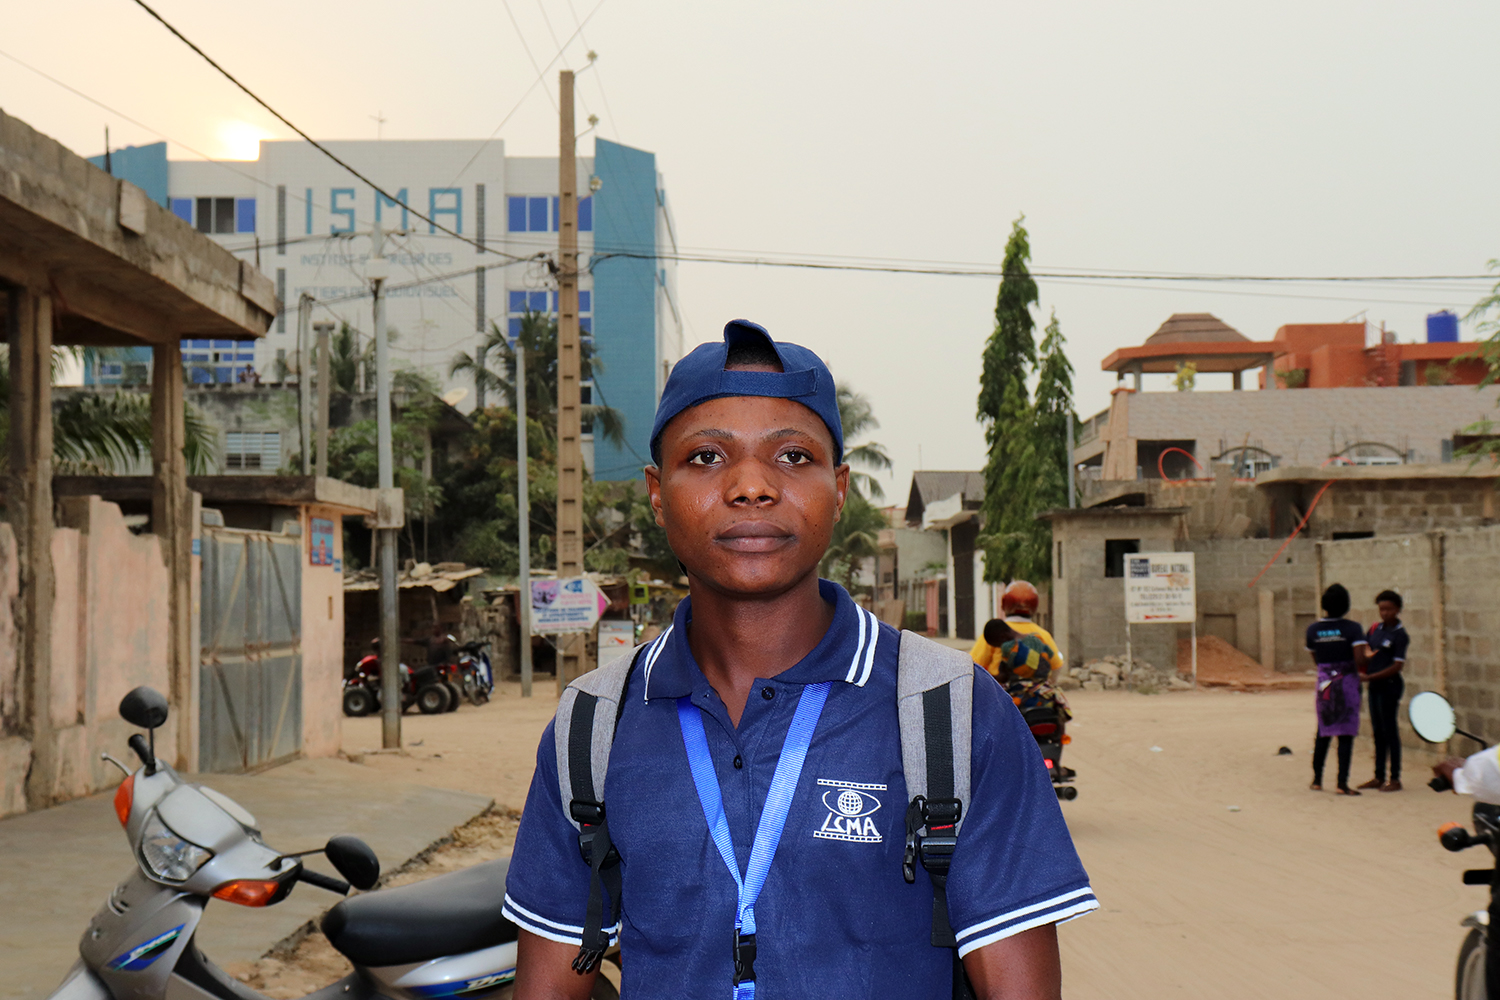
top-left (530, 578), bottom-right (609, 634)
top-left (1124, 552), bottom-right (1196, 624)
top-left (597, 620), bottom-right (637, 667)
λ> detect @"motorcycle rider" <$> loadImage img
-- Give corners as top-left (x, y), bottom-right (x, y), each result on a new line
top-left (969, 581), bottom-right (1064, 681)
top-left (1435, 750), bottom-right (1500, 804)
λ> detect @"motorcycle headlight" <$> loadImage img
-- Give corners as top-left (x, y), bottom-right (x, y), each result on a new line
top-left (140, 812), bottom-right (213, 881)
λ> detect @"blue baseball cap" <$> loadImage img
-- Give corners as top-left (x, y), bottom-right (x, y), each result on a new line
top-left (649, 319), bottom-right (844, 465)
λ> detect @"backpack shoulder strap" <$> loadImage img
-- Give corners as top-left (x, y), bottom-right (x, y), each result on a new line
top-left (897, 630), bottom-right (977, 998)
top-left (896, 629), bottom-right (975, 837)
top-left (553, 642), bottom-right (648, 832)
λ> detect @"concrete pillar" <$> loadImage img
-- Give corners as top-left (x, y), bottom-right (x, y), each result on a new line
top-left (152, 344), bottom-right (194, 770)
top-left (1258, 588), bottom-right (1275, 670)
top-left (1232, 370), bottom-right (1242, 391)
top-left (9, 286), bottom-right (56, 809)
top-left (945, 528), bottom-right (956, 639)
top-left (1132, 366), bottom-right (1142, 392)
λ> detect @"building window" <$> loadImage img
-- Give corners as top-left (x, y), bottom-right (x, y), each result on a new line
top-left (225, 431), bottom-right (281, 471)
top-left (183, 339), bottom-right (256, 384)
top-left (1104, 539), bottom-right (1139, 578)
top-left (506, 195), bottom-right (593, 233)
top-left (178, 197), bottom-right (255, 233)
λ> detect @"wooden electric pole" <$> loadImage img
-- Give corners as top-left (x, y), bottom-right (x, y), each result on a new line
top-left (555, 68), bottom-right (585, 694)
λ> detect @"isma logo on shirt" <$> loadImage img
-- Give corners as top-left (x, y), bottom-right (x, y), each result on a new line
top-left (814, 778), bottom-right (885, 843)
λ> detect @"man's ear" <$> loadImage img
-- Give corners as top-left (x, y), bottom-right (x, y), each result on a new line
top-left (644, 465), bottom-right (667, 527)
top-left (833, 463), bottom-right (850, 522)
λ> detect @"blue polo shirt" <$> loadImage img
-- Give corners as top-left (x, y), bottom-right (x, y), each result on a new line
top-left (504, 581), bottom-right (1096, 998)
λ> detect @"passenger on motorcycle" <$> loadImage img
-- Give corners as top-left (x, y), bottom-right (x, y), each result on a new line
top-left (981, 618), bottom-right (1071, 723)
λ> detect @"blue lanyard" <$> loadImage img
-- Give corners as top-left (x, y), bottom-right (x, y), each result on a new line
top-left (677, 681), bottom-right (831, 1000)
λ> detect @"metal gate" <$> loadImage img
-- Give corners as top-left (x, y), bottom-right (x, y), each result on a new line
top-left (199, 527), bottom-right (303, 773)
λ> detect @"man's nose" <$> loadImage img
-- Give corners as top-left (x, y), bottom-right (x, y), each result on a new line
top-left (724, 457), bottom-right (779, 506)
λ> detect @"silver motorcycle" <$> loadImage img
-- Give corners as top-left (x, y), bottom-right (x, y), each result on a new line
top-left (1410, 690), bottom-right (1498, 1000)
top-left (45, 685), bottom-right (584, 1000)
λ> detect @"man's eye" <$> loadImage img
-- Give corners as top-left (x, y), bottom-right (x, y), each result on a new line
top-left (780, 449), bottom-right (812, 466)
top-left (687, 450), bottom-right (721, 467)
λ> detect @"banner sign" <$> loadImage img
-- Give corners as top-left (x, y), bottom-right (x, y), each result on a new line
top-left (530, 578), bottom-right (609, 634)
top-left (1123, 552), bottom-right (1196, 624)
top-left (309, 517), bottom-right (335, 566)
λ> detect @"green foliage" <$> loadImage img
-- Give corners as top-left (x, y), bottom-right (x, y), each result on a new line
top-left (977, 217), bottom-right (1041, 583)
top-left (0, 348), bottom-right (213, 474)
top-left (451, 312), bottom-right (625, 447)
top-left (820, 490), bottom-right (887, 593)
top-left (1173, 361), bottom-right (1197, 391)
top-left (976, 227), bottom-right (1075, 584)
top-left (836, 382), bottom-right (892, 499)
top-left (1279, 367), bottom-right (1308, 389)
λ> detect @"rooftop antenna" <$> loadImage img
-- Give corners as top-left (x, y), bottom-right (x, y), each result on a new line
top-left (370, 111), bottom-right (387, 140)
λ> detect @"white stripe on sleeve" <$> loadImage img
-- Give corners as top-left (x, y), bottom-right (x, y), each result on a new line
top-left (954, 887), bottom-right (1099, 957)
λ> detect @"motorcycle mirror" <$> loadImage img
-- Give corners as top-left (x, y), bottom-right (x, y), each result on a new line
top-left (119, 687), bottom-right (169, 730)
top-left (325, 835), bottom-right (380, 891)
top-left (1409, 691), bottom-right (1457, 744)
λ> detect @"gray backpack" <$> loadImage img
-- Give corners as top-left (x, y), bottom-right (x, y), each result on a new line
top-left (552, 630), bottom-right (975, 994)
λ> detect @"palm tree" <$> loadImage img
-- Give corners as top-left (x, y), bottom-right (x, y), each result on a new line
top-left (0, 349), bottom-right (214, 474)
top-left (820, 490), bottom-right (887, 593)
top-left (836, 382), bottom-right (892, 499)
top-left (450, 312), bottom-right (626, 447)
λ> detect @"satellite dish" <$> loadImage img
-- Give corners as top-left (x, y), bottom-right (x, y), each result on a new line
top-left (442, 388), bottom-right (468, 407)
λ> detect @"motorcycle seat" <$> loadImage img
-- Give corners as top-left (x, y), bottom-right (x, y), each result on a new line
top-left (321, 858), bottom-right (519, 967)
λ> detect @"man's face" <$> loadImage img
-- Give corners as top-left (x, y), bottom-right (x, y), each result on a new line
top-left (1377, 600), bottom-right (1400, 626)
top-left (645, 393), bottom-right (849, 599)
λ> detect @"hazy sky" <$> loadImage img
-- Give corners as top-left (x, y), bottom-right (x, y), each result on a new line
top-left (5, 1), bottom-right (1499, 501)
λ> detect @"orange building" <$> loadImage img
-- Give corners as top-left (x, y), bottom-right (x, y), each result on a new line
top-left (1266, 320), bottom-right (1485, 389)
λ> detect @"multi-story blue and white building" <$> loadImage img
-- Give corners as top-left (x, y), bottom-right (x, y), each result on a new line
top-left (86, 138), bottom-right (683, 481)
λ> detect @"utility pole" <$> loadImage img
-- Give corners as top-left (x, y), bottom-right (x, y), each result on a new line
top-left (555, 69), bottom-right (586, 694)
top-left (516, 341), bottom-right (533, 697)
top-left (371, 220), bottom-right (402, 749)
top-left (298, 294), bottom-right (313, 474)
top-left (313, 321), bottom-right (334, 479)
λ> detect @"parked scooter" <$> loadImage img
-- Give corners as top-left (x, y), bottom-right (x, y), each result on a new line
top-left (49, 686), bottom-right (619, 1000)
top-left (1409, 690), bottom-right (1498, 999)
top-left (455, 640), bottom-right (494, 706)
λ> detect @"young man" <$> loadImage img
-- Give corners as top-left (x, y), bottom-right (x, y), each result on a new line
top-left (1358, 590), bottom-right (1407, 792)
top-left (505, 321), bottom-right (1095, 999)
top-left (969, 581), bottom-right (1063, 683)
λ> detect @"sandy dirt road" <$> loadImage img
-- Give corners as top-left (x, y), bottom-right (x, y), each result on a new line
top-left (330, 681), bottom-right (1478, 998)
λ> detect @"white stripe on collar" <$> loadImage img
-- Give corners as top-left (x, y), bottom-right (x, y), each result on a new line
top-left (641, 625), bottom-right (675, 702)
top-left (853, 607), bottom-right (879, 687)
top-left (843, 605), bottom-right (869, 684)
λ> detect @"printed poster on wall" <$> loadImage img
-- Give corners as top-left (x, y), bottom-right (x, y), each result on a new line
top-left (309, 517), bottom-right (335, 566)
top-left (1123, 552), bottom-right (1196, 624)
top-left (530, 578), bottom-right (609, 634)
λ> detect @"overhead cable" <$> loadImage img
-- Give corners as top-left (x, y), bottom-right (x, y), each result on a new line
top-left (126, 0), bottom-right (527, 261)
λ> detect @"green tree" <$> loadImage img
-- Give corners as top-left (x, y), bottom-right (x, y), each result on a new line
top-left (450, 312), bottom-right (626, 447)
top-left (836, 382), bottom-right (892, 499)
top-left (1451, 263), bottom-right (1500, 462)
top-left (1022, 311), bottom-right (1075, 577)
top-left (977, 216), bottom-right (1040, 582)
top-left (820, 490), bottom-right (887, 594)
top-left (0, 349), bottom-right (214, 474)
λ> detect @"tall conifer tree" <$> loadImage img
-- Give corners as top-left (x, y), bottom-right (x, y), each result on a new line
top-left (1026, 310), bottom-right (1075, 577)
top-left (977, 217), bottom-right (1039, 582)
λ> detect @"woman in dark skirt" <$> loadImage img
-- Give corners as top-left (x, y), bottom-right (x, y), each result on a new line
top-left (1307, 583), bottom-right (1370, 794)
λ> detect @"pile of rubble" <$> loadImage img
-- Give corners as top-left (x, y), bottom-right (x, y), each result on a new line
top-left (1060, 654), bottom-right (1193, 692)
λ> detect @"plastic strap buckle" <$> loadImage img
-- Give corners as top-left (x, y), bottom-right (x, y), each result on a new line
top-left (733, 930), bottom-right (757, 985)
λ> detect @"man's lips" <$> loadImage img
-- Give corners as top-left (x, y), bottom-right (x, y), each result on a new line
top-left (714, 521), bottom-right (794, 552)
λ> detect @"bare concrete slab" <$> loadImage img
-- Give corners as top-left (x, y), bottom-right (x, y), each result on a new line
top-left (0, 757), bottom-right (491, 1000)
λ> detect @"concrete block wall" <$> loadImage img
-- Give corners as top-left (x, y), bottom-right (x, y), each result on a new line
top-left (1186, 537), bottom-right (1317, 671)
top-left (1052, 514), bottom-right (1182, 672)
top-left (1305, 480), bottom-right (1494, 539)
top-left (1123, 385), bottom-right (1500, 466)
top-left (1317, 530), bottom-right (1500, 762)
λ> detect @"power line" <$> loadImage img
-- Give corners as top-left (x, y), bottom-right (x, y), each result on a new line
top-left (126, 0), bottom-right (526, 261)
top-left (587, 249), bottom-right (1496, 285)
top-left (447, 0), bottom-right (609, 186)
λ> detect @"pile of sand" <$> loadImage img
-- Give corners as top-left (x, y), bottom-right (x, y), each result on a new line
top-left (1178, 634), bottom-right (1313, 690)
